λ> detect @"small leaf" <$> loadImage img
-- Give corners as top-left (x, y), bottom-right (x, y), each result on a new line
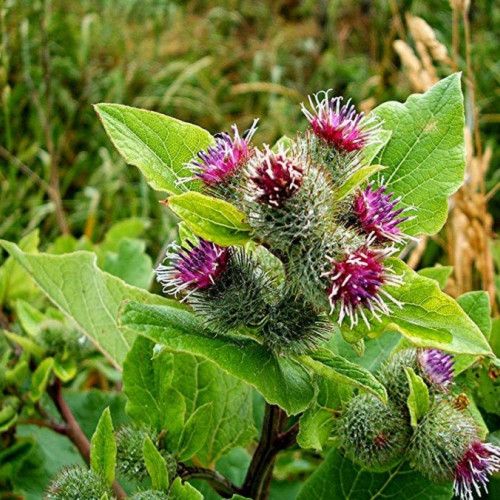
top-left (300, 348), bottom-right (387, 403)
top-left (3, 330), bottom-right (46, 358)
top-left (102, 238), bottom-right (153, 289)
top-left (90, 407), bottom-right (116, 486)
top-left (0, 405), bottom-right (18, 432)
top-left (99, 217), bottom-right (149, 255)
top-left (272, 135), bottom-right (294, 152)
top-left (95, 104), bottom-right (214, 194)
top-left (30, 357), bottom-right (54, 402)
top-left (53, 356), bottom-right (77, 382)
top-left (457, 291), bottom-right (491, 340)
top-left (167, 192), bottom-right (252, 246)
top-left (15, 299), bottom-right (47, 338)
top-left (169, 477), bottom-right (203, 499)
top-left (143, 436), bottom-right (169, 490)
top-left (454, 291), bottom-right (492, 374)
top-left (0, 230), bottom-right (39, 306)
top-left (177, 403), bottom-right (213, 461)
top-left (337, 164), bottom-right (386, 200)
top-left (405, 367), bottom-right (430, 427)
top-left (418, 266), bottom-right (453, 290)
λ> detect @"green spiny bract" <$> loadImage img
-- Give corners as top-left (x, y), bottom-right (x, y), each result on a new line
top-left (244, 143), bottom-right (340, 259)
top-left (408, 399), bottom-right (477, 482)
top-left (45, 465), bottom-right (112, 500)
top-left (189, 250), bottom-right (272, 334)
top-left (338, 394), bottom-right (410, 467)
top-left (259, 294), bottom-right (332, 354)
top-left (116, 425), bottom-right (154, 482)
top-left (377, 349), bottom-right (419, 408)
top-left (115, 425), bottom-right (176, 483)
top-left (378, 348), bottom-right (455, 409)
top-left (39, 319), bottom-right (91, 358)
top-left (130, 491), bottom-right (168, 500)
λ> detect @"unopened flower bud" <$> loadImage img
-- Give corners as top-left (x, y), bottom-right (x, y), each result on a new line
top-left (408, 400), bottom-right (477, 483)
top-left (46, 465), bottom-right (111, 500)
top-left (339, 394), bottom-right (409, 467)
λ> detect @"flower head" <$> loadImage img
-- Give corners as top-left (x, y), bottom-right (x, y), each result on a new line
top-left (326, 246), bottom-right (402, 327)
top-left (417, 348), bottom-right (454, 391)
top-left (454, 441), bottom-right (500, 500)
top-left (301, 92), bottom-right (378, 152)
top-left (155, 239), bottom-right (230, 296)
top-left (354, 183), bottom-right (409, 243)
top-left (190, 120), bottom-right (258, 186)
top-left (247, 145), bottom-right (303, 207)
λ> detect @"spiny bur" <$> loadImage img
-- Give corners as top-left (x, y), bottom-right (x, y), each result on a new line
top-left (338, 394), bottom-right (410, 467)
top-left (45, 465), bottom-right (112, 500)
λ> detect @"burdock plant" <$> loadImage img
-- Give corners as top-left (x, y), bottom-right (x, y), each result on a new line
top-left (67, 73), bottom-right (498, 499)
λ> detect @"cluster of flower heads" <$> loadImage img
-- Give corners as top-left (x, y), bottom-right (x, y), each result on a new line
top-left (156, 91), bottom-right (412, 351)
top-left (340, 348), bottom-right (500, 500)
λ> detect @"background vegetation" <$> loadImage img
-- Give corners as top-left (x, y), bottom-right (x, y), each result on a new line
top-left (1, 0), bottom-right (499, 498)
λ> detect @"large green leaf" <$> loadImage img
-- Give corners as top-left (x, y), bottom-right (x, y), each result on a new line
top-left (123, 337), bottom-right (256, 466)
top-left (348, 259), bottom-right (492, 357)
top-left (300, 348), bottom-right (387, 402)
top-left (0, 241), bottom-right (176, 368)
top-left (95, 103), bottom-right (214, 194)
top-left (120, 302), bottom-right (315, 415)
top-left (167, 192), bottom-right (252, 246)
top-left (372, 74), bottom-right (465, 236)
top-left (296, 448), bottom-right (453, 500)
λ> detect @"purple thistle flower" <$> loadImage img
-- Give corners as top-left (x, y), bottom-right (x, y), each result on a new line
top-left (247, 145), bottom-right (303, 207)
top-left (417, 349), bottom-right (454, 391)
top-left (453, 440), bottom-right (500, 500)
top-left (354, 182), bottom-right (409, 243)
top-left (155, 239), bottom-right (230, 296)
top-left (325, 246), bottom-right (402, 328)
top-left (301, 92), bottom-right (379, 152)
top-left (190, 120), bottom-right (258, 186)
